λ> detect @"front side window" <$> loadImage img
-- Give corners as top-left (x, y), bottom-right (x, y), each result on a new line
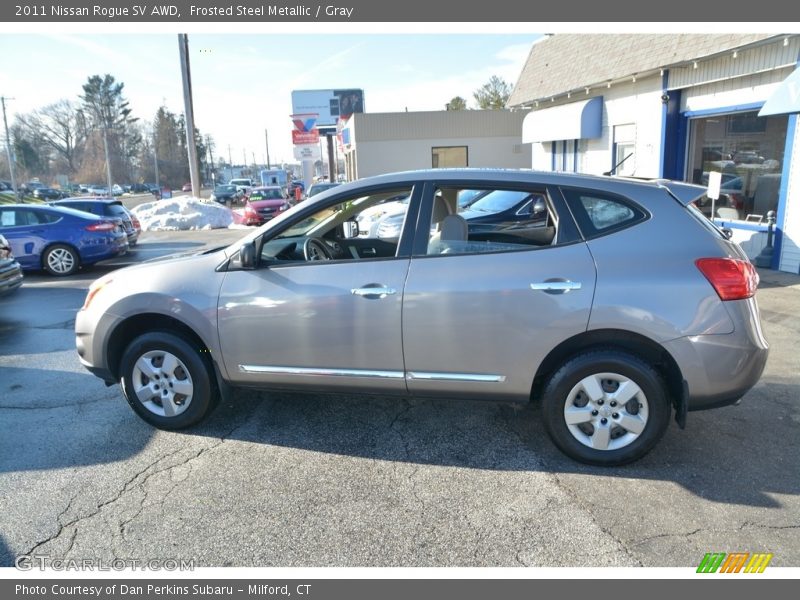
top-left (260, 187), bottom-right (413, 264)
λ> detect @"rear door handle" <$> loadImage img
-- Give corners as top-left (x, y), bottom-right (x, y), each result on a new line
top-left (351, 285), bottom-right (397, 299)
top-left (530, 280), bottom-right (582, 294)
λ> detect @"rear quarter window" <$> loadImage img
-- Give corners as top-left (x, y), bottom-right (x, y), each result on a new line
top-left (561, 188), bottom-right (648, 239)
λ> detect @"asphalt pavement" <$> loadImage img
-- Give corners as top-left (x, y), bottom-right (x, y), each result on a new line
top-left (0, 229), bottom-right (798, 569)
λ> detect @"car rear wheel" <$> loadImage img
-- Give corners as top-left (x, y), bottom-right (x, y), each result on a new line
top-left (541, 350), bottom-right (671, 466)
top-left (43, 244), bottom-right (80, 276)
top-left (120, 332), bottom-right (219, 429)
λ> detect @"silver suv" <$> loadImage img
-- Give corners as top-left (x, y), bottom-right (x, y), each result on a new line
top-left (76, 170), bottom-right (768, 466)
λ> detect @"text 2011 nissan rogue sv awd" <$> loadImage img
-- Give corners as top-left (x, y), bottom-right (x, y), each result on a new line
top-left (76, 170), bottom-right (768, 466)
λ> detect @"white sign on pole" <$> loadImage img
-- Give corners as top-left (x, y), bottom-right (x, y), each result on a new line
top-left (293, 144), bottom-right (321, 161)
top-left (707, 171), bottom-right (722, 200)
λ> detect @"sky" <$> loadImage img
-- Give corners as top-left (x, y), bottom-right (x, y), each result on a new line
top-left (0, 33), bottom-right (540, 169)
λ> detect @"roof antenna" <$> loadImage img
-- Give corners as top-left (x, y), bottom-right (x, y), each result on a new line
top-left (603, 152), bottom-right (633, 176)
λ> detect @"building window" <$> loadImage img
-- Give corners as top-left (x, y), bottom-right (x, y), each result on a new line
top-left (687, 111), bottom-right (788, 220)
top-left (613, 124), bottom-right (636, 176)
top-left (432, 146), bottom-right (468, 168)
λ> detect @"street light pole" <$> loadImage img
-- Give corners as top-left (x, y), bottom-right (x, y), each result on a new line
top-left (1, 96), bottom-right (19, 196)
top-left (265, 129), bottom-right (271, 169)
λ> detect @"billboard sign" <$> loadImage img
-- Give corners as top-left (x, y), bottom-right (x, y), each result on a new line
top-left (291, 89), bottom-right (365, 129)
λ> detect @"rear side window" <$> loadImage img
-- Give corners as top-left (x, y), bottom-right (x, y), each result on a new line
top-left (106, 203), bottom-right (128, 217)
top-left (561, 188), bottom-right (647, 238)
top-left (421, 185), bottom-right (560, 256)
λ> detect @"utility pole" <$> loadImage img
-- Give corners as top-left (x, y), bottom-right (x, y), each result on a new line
top-left (265, 129), bottom-right (271, 169)
top-left (153, 131), bottom-right (160, 188)
top-left (1, 96), bottom-right (19, 196)
top-left (178, 34), bottom-right (201, 196)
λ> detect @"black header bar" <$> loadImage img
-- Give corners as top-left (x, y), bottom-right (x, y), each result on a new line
top-left (2, 0), bottom-right (800, 22)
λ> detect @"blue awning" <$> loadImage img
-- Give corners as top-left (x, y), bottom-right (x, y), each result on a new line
top-left (759, 67), bottom-right (800, 117)
top-left (522, 96), bottom-right (603, 143)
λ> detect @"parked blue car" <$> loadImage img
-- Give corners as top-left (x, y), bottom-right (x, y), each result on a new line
top-left (0, 204), bottom-right (128, 276)
top-left (51, 197), bottom-right (140, 246)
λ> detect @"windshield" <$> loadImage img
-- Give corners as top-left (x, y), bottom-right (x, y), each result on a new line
top-left (252, 189), bottom-right (283, 199)
top-left (216, 185), bottom-right (236, 193)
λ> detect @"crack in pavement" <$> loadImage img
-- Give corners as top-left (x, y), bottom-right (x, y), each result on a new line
top-left (0, 397), bottom-right (111, 410)
top-left (23, 419), bottom-right (249, 558)
top-left (628, 522), bottom-right (800, 552)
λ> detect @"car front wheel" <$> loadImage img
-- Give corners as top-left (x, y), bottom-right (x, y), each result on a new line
top-left (119, 332), bottom-right (219, 429)
top-left (541, 350), bottom-right (671, 466)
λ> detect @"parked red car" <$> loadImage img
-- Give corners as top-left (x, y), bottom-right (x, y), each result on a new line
top-left (181, 183), bottom-right (192, 193)
top-left (241, 186), bottom-right (290, 225)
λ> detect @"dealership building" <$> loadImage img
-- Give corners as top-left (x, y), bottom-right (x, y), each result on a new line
top-left (339, 110), bottom-right (532, 181)
top-left (509, 33), bottom-right (800, 273)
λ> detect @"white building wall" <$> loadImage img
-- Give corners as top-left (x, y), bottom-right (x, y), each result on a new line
top-left (779, 118), bottom-right (800, 274)
top-left (530, 77), bottom-right (664, 177)
top-left (352, 137), bottom-right (531, 180)
top-left (681, 68), bottom-right (790, 113)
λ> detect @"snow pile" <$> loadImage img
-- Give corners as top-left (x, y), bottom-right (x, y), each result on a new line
top-left (131, 197), bottom-right (237, 231)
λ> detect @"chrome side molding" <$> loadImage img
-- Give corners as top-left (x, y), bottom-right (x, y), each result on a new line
top-left (239, 365), bottom-right (506, 383)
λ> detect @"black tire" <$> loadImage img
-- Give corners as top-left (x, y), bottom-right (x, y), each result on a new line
top-left (541, 349), bottom-right (671, 466)
top-left (42, 244), bottom-right (80, 276)
top-left (119, 331), bottom-right (219, 430)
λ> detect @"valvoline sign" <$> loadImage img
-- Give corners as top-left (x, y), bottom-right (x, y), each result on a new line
top-left (291, 113), bottom-right (318, 133)
top-left (292, 130), bottom-right (320, 145)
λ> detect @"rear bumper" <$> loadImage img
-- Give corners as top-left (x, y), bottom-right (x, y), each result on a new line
top-left (0, 260), bottom-right (24, 295)
top-left (664, 297), bottom-right (769, 411)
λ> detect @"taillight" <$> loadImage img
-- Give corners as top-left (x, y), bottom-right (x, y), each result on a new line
top-left (85, 221), bottom-right (116, 232)
top-left (695, 257), bottom-right (759, 301)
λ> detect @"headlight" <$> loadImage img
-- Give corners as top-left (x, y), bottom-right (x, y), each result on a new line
top-left (82, 277), bottom-right (113, 310)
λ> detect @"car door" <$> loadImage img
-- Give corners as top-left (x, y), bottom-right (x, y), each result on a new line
top-left (401, 181), bottom-right (596, 402)
top-left (0, 208), bottom-right (47, 269)
top-left (217, 183), bottom-right (421, 393)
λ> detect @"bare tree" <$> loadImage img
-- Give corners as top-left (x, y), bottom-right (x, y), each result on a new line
top-left (17, 100), bottom-right (87, 176)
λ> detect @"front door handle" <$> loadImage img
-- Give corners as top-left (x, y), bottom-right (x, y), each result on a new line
top-left (530, 280), bottom-right (582, 294)
top-left (351, 285), bottom-right (397, 299)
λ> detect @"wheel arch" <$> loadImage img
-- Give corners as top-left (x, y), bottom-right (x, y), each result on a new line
top-left (106, 313), bottom-right (214, 381)
top-left (531, 328), bottom-right (684, 416)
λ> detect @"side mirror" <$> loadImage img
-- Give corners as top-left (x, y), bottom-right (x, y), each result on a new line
top-left (239, 242), bottom-right (257, 269)
top-left (343, 218), bottom-right (360, 239)
top-left (721, 227), bottom-right (733, 240)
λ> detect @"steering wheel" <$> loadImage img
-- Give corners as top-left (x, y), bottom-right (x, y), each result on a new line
top-left (303, 237), bottom-right (333, 261)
